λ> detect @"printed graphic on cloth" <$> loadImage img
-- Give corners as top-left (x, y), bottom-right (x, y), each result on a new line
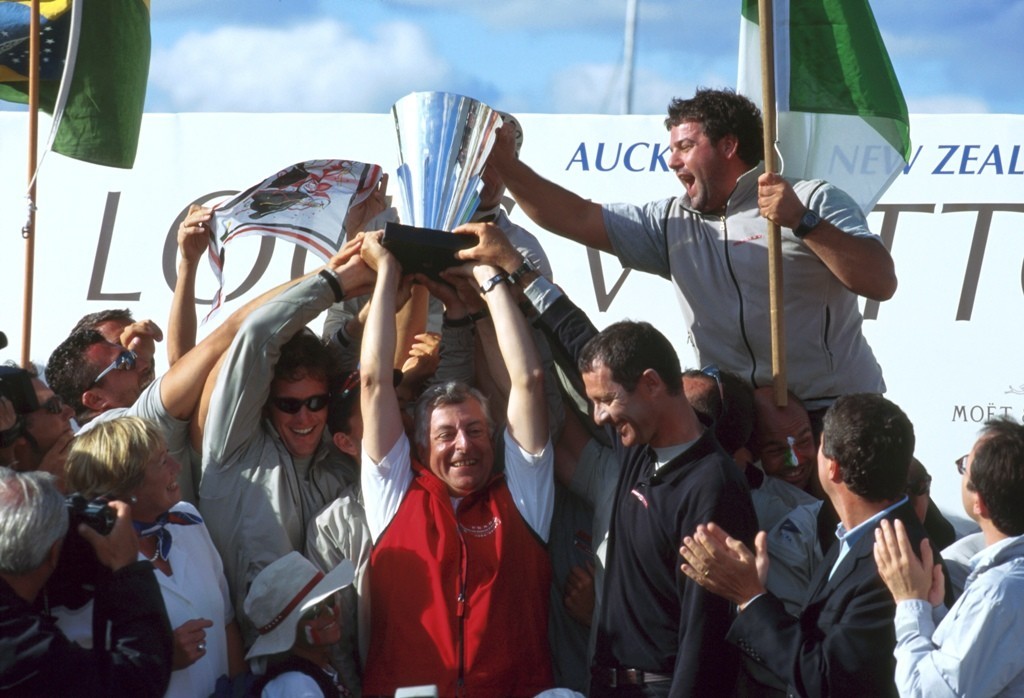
top-left (205, 159), bottom-right (383, 318)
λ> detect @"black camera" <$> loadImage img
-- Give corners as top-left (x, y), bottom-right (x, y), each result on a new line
top-left (65, 494), bottom-right (117, 535)
top-left (41, 496), bottom-right (118, 612)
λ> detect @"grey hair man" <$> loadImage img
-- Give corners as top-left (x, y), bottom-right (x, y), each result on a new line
top-left (0, 468), bottom-right (173, 695)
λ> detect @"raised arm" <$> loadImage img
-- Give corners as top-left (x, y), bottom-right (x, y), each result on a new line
top-left (166, 205), bottom-right (210, 366)
top-left (358, 233), bottom-right (405, 464)
top-left (454, 222), bottom-right (547, 454)
top-left (488, 125), bottom-right (611, 253)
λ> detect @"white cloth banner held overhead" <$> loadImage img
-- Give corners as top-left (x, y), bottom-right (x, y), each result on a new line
top-left (205, 159), bottom-right (382, 317)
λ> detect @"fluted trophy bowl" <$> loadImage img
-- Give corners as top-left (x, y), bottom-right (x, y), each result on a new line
top-left (385, 91), bottom-right (503, 277)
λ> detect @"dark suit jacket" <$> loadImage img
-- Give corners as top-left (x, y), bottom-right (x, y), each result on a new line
top-left (727, 499), bottom-right (926, 698)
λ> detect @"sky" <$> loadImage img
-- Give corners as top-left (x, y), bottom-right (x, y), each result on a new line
top-left (131, 0), bottom-right (1024, 116)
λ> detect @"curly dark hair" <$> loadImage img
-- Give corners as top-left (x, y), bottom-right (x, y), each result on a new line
top-left (273, 328), bottom-right (339, 386)
top-left (821, 394), bottom-right (914, 502)
top-left (665, 88), bottom-right (764, 168)
top-left (579, 321), bottom-right (681, 397)
top-left (969, 418), bottom-right (1024, 536)
top-left (45, 329), bottom-right (107, 420)
top-left (70, 308), bottom-right (134, 336)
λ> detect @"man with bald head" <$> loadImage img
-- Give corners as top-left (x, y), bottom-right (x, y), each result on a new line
top-left (750, 387), bottom-right (819, 496)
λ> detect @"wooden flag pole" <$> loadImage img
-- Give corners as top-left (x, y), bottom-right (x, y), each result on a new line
top-left (759, 0), bottom-right (787, 407)
top-left (21, 0), bottom-right (40, 368)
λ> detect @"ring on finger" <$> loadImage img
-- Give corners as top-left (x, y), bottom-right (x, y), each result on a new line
top-left (197, 641), bottom-right (207, 652)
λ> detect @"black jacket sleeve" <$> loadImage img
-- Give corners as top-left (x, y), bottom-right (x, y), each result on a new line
top-left (0, 561), bottom-right (173, 698)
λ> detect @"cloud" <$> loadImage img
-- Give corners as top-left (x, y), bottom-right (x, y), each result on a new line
top-left (906, 94), bottom-right (990, 115)
top-left (148, 19), bottom-right (458, 112)
top-left (548, 63), bottom-right (694, 115)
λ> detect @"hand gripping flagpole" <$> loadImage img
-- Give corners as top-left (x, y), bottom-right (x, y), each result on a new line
top-left (759, 0), bottom-right (788, 407)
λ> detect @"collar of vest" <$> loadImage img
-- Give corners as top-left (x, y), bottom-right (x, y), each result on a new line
top-left (410, 456), bottom-right (506, 502)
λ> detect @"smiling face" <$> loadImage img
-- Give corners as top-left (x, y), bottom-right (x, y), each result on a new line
top-left (423, 398), bottom-right (494, 497)
top-left (268, 375), bottom-right (330, 459)
top-left (295, 592), bottom-right (342, 649)
top-left (753, 389), bottom-right (817, 491)
top-left (130, 445), bottom-right (182, 521)
top-left (583, 363), bottom-right (655, 448)
top-left (667, 120), bottom-right (737, 213)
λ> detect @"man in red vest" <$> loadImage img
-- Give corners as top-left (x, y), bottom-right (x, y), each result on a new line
top-left (358, 229), bottom-right (555, 697)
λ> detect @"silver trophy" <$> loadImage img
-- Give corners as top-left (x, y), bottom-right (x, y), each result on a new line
top-left (385, 91), bottom-right (503, 277)
top-left (391, 91), bottom-right (501, 230)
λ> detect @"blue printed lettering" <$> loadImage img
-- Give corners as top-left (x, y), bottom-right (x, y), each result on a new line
top-left (978, 146), bottom-right (1003, 174)
top-left (595, 142), bottom-right (623, 172)
top-left (650, 143), bottom-right (670, 171)
top-left (623, 143), bottom-right (649, 172)
top-left (959, 145), bottom-right (980, 174)
top-left (1009, 145), bottom-right (1024, 175)
top-left (933, 145), bottom-right (958, 174)
top-left (566, 143), bottom-right (590, 171)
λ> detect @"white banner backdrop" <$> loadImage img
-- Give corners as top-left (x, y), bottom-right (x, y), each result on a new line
top-left (2, 112), bottom-right (1023, 526)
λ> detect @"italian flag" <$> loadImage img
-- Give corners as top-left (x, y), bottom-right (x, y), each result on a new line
top-left (737, 0), bottom-right (910, 214)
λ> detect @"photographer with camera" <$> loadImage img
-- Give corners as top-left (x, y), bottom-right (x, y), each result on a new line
top-left (0, 467), bottom-right (174, 696)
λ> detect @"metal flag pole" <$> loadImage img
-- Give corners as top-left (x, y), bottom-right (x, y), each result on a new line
top-left (622, 0), bottom-right (638, 114)
top-left (21, 0), bottom-right (40, 368)
top-left (759, 0), bottom-right (787, 407)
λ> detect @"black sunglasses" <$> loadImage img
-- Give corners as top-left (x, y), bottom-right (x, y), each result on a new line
top-left (270, 394), bottom-right (330, 414)
top-left (300, 592), bottom-right (339, 621)
top-left (38, 395), bottom-right (65, 415)
top-left (955, 453), bottom-right (969, 475)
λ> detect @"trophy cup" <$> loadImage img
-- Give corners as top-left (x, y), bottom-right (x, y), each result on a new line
top-left (383, 91), bottom-right (503, 278)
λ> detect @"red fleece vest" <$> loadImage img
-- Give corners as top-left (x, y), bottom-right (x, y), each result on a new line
top-left (363, 461), bottom-right (553, 697)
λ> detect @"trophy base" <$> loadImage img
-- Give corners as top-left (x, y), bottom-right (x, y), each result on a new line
top-left (382, 222), bottom-right (478, 279)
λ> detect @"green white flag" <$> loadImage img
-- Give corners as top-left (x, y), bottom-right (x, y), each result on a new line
top-left (738, 0), bottom-right (910, 214)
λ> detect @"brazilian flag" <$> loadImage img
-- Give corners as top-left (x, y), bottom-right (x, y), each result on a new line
top-left (0, 0), bottom-right (150, 169)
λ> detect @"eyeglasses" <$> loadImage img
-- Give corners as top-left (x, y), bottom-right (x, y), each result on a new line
top-left (700, 364), bottom-right (723, 401)
top-left (270, 394), bottom-right (330, 414)
top-left (300, 592), bottom-right (338, 621)
top-left (38, 395), bottom-right (65, 415)
top-left (955, 453), bottom-right (970, 475)
top-left (92, 350), bottom-right (137, 386)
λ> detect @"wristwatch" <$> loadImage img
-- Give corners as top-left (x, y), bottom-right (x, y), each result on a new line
top-left (508, 257), bottom-right (538, 286)
top-left (794, 208), bottom-right (822, 239)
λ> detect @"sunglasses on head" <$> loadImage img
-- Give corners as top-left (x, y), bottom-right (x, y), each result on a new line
top-left (700, 364), bottom-right (723, 401)
top-left (270, 394), bottom-right (330, 414)
top-left (92, 350), bottom-right (137, 386)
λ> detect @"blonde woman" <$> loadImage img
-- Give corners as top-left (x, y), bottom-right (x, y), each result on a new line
top-left (66, 416), bottom-right (244, 697)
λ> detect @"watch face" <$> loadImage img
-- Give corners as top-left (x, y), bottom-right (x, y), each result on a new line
top-left (802, 210), bottom-right (821, 228)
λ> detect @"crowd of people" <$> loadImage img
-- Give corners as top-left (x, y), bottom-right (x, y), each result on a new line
top-left (1, 88), bottom-right (1022, 698)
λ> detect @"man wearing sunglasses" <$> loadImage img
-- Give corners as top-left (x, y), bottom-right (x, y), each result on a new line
top-left (0, 365), bottom-right (75, 485)
top-left (197, 239), bottom-right (375, 647)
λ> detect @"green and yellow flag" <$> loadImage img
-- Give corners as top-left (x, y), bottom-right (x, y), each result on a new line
top-left (0, 0), bottom-right (150, 168)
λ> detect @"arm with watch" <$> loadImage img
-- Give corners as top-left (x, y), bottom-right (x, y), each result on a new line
top-left (757, 171), bottom-right (897, 302)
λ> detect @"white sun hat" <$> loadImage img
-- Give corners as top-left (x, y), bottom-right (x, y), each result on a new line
top-left (244, 551), bottom-right (354, 660)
